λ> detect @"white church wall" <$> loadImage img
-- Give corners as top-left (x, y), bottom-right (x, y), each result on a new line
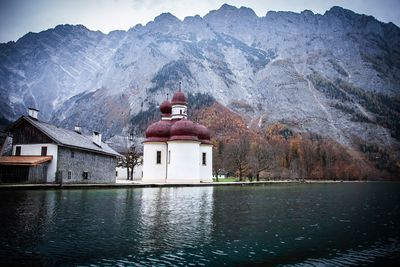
top-left (167, 141), bottom-right (200, 183)
top-left (142, 142), bottom-right (167, 183)
top-left (199, 144), bottom-right (213, 183)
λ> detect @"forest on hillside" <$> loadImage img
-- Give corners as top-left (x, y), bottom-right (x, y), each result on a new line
top-left (129, 93), bottom-right (399, 181)
top-left (212, 124), bottom-right (399, 181)
top-left (192, 100), bottom-right (400, 181)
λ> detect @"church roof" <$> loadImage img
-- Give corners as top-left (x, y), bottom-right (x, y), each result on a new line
top-left (144, 89), bottom-right (211, 143)
top-left (171, 90), bottom-right (187, 105)
top-left (145, 120), bottom-right (173, 142)
top-left (169, 119), bottom-right (199, 141)
top-left (195, 123), bottom-right (212, 144)
top-left (159, 100), bottom-right (172, 116)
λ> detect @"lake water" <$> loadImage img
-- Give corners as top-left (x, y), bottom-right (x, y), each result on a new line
top-left (0, 183), bottom-right (399, 266)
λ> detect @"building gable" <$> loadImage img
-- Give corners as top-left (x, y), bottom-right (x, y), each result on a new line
top-left (12, 119), bottom-right (56, 145)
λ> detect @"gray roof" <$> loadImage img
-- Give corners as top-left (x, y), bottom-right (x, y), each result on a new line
top-left (18, 116), bottom-right (120, 157)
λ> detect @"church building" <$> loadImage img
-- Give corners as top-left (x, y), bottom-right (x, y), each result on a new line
top-left (142, 88), bottom-right (213, 183)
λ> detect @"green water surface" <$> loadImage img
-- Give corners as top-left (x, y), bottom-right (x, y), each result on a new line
top-left (0, 183), bottom-right (399, 266)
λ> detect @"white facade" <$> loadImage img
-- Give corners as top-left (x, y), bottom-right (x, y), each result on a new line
top-left (142, 141), bottom-right (213, 183)
top-left (167, 140), bottom-right (200, 183)
top-left (12, 143), bottom-right (58, 182)
top-left (142, 142), bottom-right (167, 183)
top-left (171, 104), bottom-right (187, 120)
top-left (199, 144), bottom-right (213, 183)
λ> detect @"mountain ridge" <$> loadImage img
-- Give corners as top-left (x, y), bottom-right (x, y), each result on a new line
top-left (0, 4), bottom-right (399, 152)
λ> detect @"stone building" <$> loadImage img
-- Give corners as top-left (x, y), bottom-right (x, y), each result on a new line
top-left (142, 88), bottom-right (213, 183)
top-left (0, 108), bottom-right (120, 184)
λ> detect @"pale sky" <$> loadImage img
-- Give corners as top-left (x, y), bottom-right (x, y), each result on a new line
top-left (0, 0), bottom-right (399, 43)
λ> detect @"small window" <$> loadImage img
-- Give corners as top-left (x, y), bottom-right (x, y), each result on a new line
top-left (67, 171), bottom-right (72, 180)
top-left (83, 171), bottom-right (89, 180)
top-left (41, 146), bottom-right (47, 156)
top-left (180, 109), bottom-right (182, 115)
top-left (71, 151), bottom-right (75, 158)
top-left (168, 150), bottom-right (171, 164)
top-left (156, 151), bottom-right (161, 164)
top-left (202, 152), bottom-right (206, 165)
top-left (116, 171), bottom-right (118, 177)
top-left (15, 146), bottom-right (21, 156)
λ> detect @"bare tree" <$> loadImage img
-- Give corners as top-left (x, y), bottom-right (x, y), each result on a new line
top-left (213, 141), bottom-right (224, 182)
top-left (228, 139), bottom-right (250, 181)
top-left (120, 144), bottom-right (142, 180)
top-left (249, 142), bottom-right (271, 181)
top-left (298, 135), bottom-right (318, 180)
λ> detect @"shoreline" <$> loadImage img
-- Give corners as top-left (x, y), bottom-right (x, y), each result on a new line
top-left (0, 179), bottom-right (395, 190)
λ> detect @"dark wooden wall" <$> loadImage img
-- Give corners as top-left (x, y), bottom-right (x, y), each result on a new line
top-left (13, 121), bottom-right (54, 145)
top-left (0, 164), bottom-right (48, 183)
top-left (28, 165), bottom-right (47, 183)
top-left (0, 166), bottom-right (29, 183)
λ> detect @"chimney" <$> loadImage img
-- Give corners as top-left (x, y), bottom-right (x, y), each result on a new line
top-left (28, 108), bottom-right (39, 120)
top-left (74, 125), bottom-right (82, 134)
top-left (92, 131), bottom-right (102, 147)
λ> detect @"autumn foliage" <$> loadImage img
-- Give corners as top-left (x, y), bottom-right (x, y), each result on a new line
top-left (194, 103), bottom-right (398, 180)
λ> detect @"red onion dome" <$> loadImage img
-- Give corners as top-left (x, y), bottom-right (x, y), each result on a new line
top-left (145, 120), bottom-right (172, 142)
top-left (169, 119), bottom-right (199, 141)
top-left (195, 123), bottom-right (211, 144)
top-left (160, 100), bottom-right (172, 116)
top-left (171, 90), bottom-right (187, 105)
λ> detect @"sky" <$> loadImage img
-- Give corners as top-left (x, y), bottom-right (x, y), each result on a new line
top-left (0, 0), bottom-right (399, 43)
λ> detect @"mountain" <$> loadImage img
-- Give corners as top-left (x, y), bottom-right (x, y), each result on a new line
top-left (1, 4), bottom-right (399, 177)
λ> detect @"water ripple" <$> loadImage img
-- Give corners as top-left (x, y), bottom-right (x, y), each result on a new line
top-left (283, 240), bottom-right (400, 267)
top-left (0, 184), bottom-right (399, 266)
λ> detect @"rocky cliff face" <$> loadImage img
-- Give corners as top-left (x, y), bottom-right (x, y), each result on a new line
top-left (1, 4), bottom-right (399, 152)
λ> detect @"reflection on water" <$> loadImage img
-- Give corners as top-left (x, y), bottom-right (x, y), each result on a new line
top-left (0, 183), bottom-right (399, 266)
